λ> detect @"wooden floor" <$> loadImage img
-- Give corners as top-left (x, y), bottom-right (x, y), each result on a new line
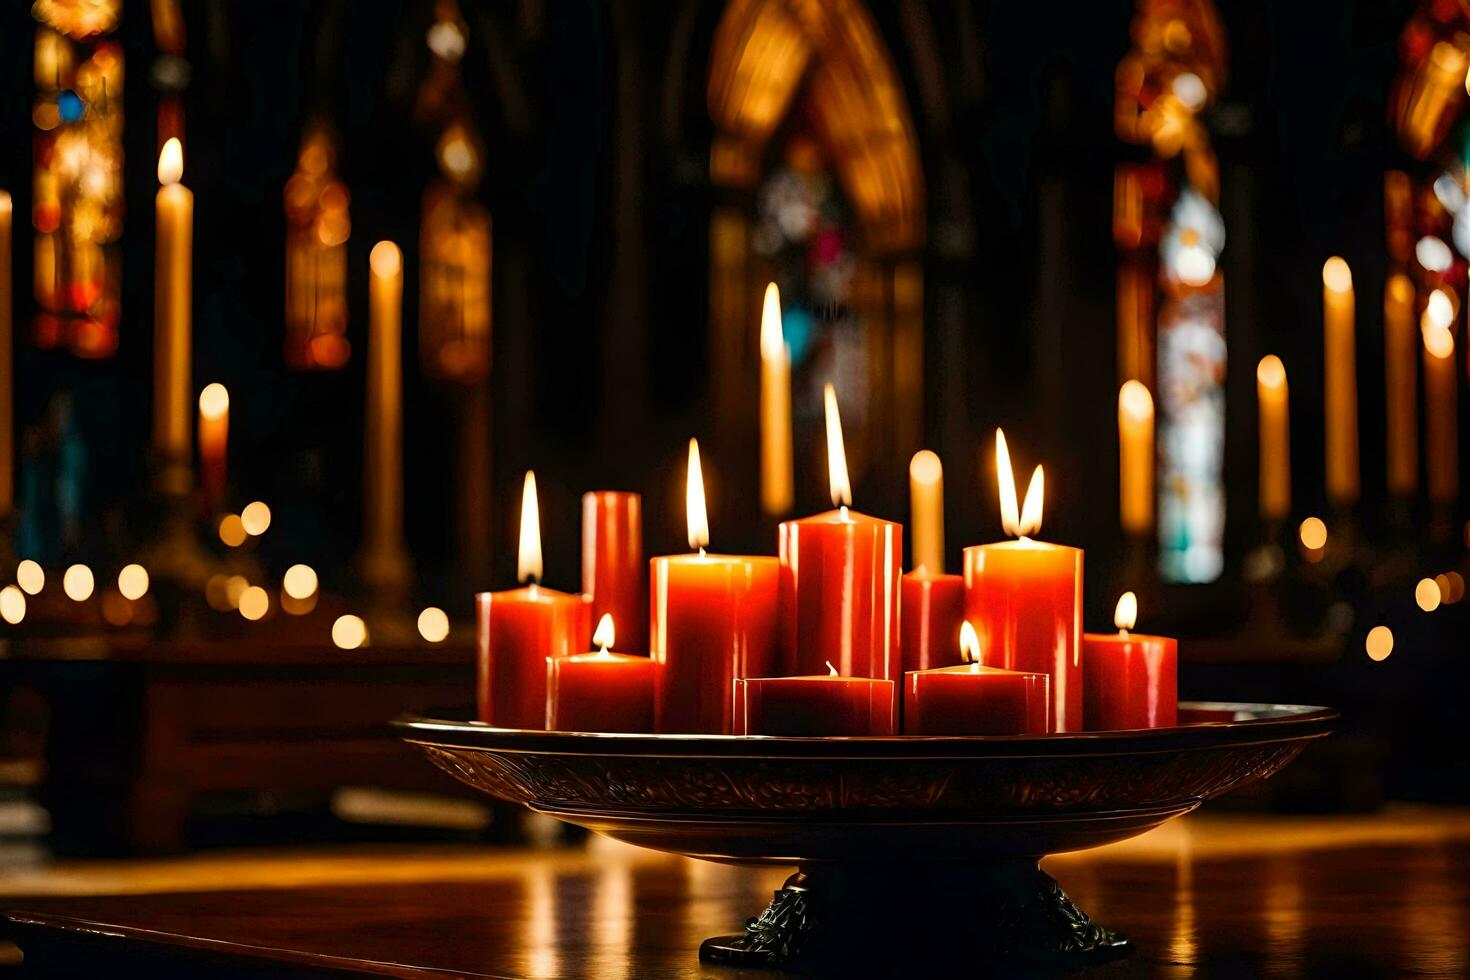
top-left (2, 805), bottom-right (1468, 976)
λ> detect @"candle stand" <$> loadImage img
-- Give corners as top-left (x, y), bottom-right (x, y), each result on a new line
top-left (398, 701), bottom-right (1333, 972)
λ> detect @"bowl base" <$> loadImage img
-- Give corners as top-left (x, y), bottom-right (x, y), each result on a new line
top-left (699, 860), bottom-right (1129, 974)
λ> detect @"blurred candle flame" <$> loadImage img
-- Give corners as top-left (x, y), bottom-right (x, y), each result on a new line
top-left (593, 613), bottom-right (615, 653)
top-left (158, 137), bottom-right (183, 185)
top-left (760, 282), bottom-right (784, 360)
top-left (518, 471), bottom-right (542, 585)
top-left (823, 383), bottom-right (852, 508)
top-left (1322, 256), bottom-right (1352, 293)
top-left (686, 438), bottom-right (709, 552)
top-left (1115, 591), bottom-right (1138, 632)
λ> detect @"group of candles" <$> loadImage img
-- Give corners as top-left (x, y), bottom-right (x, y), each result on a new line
top-left (477, 377), bottom-right (1178, 737)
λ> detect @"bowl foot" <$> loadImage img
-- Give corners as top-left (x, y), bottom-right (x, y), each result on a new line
top-left (699, 860), bottom-right (1129, 974)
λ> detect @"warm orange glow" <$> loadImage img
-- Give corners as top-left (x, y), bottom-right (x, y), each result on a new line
top-left (593, 613), bottom-right (615, 653)
top-left (283, 564), bottom-right (318, 600)
top-left (63, 564), bottom-right (94, 601)
top-left (117, 563), bottom-right (149, 600)
top-left (1119, 379), bottom-right (1153, 421)
top-left (910, 450), bottom-right (942, 486)
top-left (369, 240), bottom-right (402, 279)
top-left (198, 382), bottom-right (229, 420)
top-left (16, 560), bottom-right (44, 596)
top-left (224, 575), bottom-right (249, 609)
top-left (418, 607), bottom-right (450, 643)
top-left (823, 383), bottom-right (852, 508)
top-left (1322, 256), bottom-right (1352, 293)
top-left (219, 514), bottom-right (247, 547)
top-left (1115, 591), bottom-right (1138, 632)
top-left (1256, 355), bottom-right (1286, 389)
top-left (1019, 466), bottom-right (1045, 538)
top-left (518, 471), bottom-right (542, 584)
top-left (0, 585), bottom-right (25, 625)
top-left (158, 137), bottom-right (183, 185)
top-left (1415, 578), bottom-right (1442, 612)
top-left (1423, 320), bottom-right (1455, 360)
top-left (959, 621), bottom-right (980, 665)
top-left (686, 438), bottom-right (709, 551)
top-left (241, 501), bottom-right (272, 536)
top-left (1298, 516), bottom-right (1328, 551)
top-left (996, 429), bottom-right (1021, 537)
top-left (1365, 626), bottom-right (1393, 661)
top-left (332, 614), bottom-right (368, 649)
top-left (239, 585), bottom-right (269, 621)
top-left (1425, 289), bottom-right (1454, 329)
top-left (760, 282), bottom-right (784, 360)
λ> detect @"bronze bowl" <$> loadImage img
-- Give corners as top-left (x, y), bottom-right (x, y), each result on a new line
top-left (396, 702), bottom-right (1334, 973)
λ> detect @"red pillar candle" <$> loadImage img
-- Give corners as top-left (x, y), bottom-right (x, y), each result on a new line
top-left (1082, 592), bottom-right (1178, 730)
top-left (962, 430), bottom-right (1083, 732)
top-left (778, 385), bottom-right (902, 679)
top-left (900, 570), bottom-right (965, 673)
top-left (548, 614), bottom-right (655, 733)
top-left (736, 664), bottom-right (895, 736)
top-left (652, 439), bottom-right (780, 733)
top-left (903, 622), bottom-right (1050, 734)
top-left (581, 491), bottom-right (644, 652)
top-left (476, 472), bottom-right (587, 729)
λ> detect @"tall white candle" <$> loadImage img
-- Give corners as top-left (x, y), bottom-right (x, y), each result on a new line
top-left (154, 139), bottom-right (193, 465)
top-left (759, 282), bottom-right (793, 517)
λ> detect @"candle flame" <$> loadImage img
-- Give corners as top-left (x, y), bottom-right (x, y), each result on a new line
top-left (518, 471), bottom-right (542, 584)
top-left (1255, 355), bottom-right (1286, 390)
top-left (825, 660), bottom-right (838, 677)
top-left (1115, 591), bottom-right (1138, 632)
top-left (158, 137), bottom-right (183, 185)
top-left (1322, 256), bottom-right (1352, 293)
top-left (1424, 320), bottom-right (1455, 359)
top-left (995, 429), bottom-right (1021, 537)
top-left (369, 240), bottom-right (402, 278)
top-left (760, 282), bottom-right (785, 361)
top-left (959, 621), bottom-right (980, 664)
top-left (909, 449), bottom-right (942, 486)
top-left (593, 613), bottom-right (615, 652)
top-left (1118, 379), bottom-right (1153, 422)
top-left (823, 383), bottom-right (852, 508)
top-left (1019, 466), bottom-right (1044, 537)
top-left (198, 382), bottom-right (229, 420)
top-left (686, 438), bottom-right (710, 551)
top-left (1425, 288), bottom-right (1454, 329)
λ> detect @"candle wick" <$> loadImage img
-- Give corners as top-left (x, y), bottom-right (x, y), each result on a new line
top-left (839, 504), bottom-right (849, 521)
top-left (1120, 628), bottom-right (1129, 639)
top-left (698, 546), bottom-right (706, 557)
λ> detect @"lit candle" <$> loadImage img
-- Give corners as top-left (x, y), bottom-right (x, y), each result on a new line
top-left (1256, 355), bottom-right (1290, 524)
top-left (476, 472), bottom-right (588, 729)
top-left (778, 384), bottom-right (902, 679)
top-left (736, 661), bottom-right (895, 736)
top-left (0, 190), bottom-right (11, 519)
top-left (903, 622), bottom-right (1050, 735)
top-left (197, 383), bottom-right (229, 507)
top-left (1423, 303), bottom-right (1458, 506)
top-left (1384, 274), bottom-right (1418, 497)
top-left (902, 449), bottom-right (964, 674)
top-left (1322, 257), bottom-right (1359, 506)
top-left (364, 241), bottom-right (405, 573)
top-left (760, 282), bottom-right (794, 517)
top-left (962, 430), bottom-right (1082, 732)
top-left (1082, 592), bottom-right (1178, 731)
top-left (651, 438), bottom-right (779, 733)
top-left (548, 614), bottom-right (655, 733)
top-left (154, 139), bottom-right (193, 471)
top-left (581, 491), bottom-right (644, 652)
top-left (1117, 380), bottom-right (1154, 536)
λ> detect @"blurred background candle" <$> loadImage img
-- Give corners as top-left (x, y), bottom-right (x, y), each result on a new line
top-left (1256, 355), bottom-right (1290, 524)
top-left (477, 472), bottom-right (586, 729)
top-left (154, 138), bottom-right (193, 474)
top-left (582, 491), bottom-right (644, 652)
top-left (963, 430), bottom-right (1082, 732)
top-left (1322, 256), bottom-right (1359, 507)
top-left (736, 662), bottom-right (894, 736)
top-left (197, 383), bottom-right (229, 508)
top-left (1082, 592), bottom-right (1178, 731)
top-left (362, 241), bottom-right (407, 585)
top-left (902, 449), bottom-right (963, 674)
top-left (1383, 273), bottom-right (1418, 497)
top-left (759, 282), bottom-right (793, 518)
top-left (903, 623), bottom-right (1050, 735)
top-left (0, 190), bottom-right (10, 521)
top-left (778, 385), bottom-right (901, 680)
top-left (1423, 305), bottom-right (1458, 507)
top-left (1117, 380), bottom-right (1154, 536)
top-left (651, 439), bottom-right (779, 733)
top-left (548, 614), bottom-right (654, 733)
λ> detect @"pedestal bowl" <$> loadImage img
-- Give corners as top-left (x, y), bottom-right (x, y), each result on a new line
top-left (396, 702), bottom-right (1333, 973)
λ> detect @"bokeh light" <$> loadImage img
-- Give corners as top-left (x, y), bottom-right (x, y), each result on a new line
top-left (0, 586), bottom-right (26, 624)
top-left (417, 607), bottom-right (450, 643)
top-left (241, 501), bottom-right (272, 536)
top-left (16, 560), bottom-right (44, 595)
top-left (333, 614), bottom-right (368, 650)
top-left (63, 564), bottom-right (95, 601)
top-left (219, 514), bottom-right (247, 547)
top-left (283, 564), bottom-right (318, 599)
top-left (239, 585), bottom-right (269, 621)
top-left (1298, 517), bottom-right (1328, 552)
top-left (1415, 578), bottom-right (1442, 612)
top-left (1365, 626), bottom-right (1394, 662)
top-left (118, 563), bottom-right (149, 600)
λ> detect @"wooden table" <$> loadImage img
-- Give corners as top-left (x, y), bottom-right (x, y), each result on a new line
top-left (3, 635), bottom-right (476, 854)
top-left (4, 808), bottom-right (1469, 977)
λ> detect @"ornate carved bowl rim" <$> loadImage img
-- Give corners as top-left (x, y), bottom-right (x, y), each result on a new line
top-left (395, 701), bottom-right (1336, 760)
